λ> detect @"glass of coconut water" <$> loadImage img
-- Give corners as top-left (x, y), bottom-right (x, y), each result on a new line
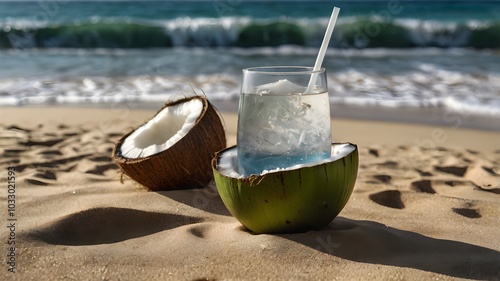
top-left (237, 66), bottom-right (331, 176)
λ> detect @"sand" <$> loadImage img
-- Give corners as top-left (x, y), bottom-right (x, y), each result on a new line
top-left (0, 106), bottom-right (499, 280)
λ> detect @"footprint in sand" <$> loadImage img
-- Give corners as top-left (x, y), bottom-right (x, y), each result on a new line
top-left (35, 170), bottom-right (57, 180)
top-left (88, 155), bottom-right (113, 162)
top-left (24, 170), bottom-right (58, 186)
top-left (58, 124), bottom-right (69, 130)
top-left (25, 178), bottom-right (50, 186)
top-left (411, 180), bottom-right (436, 194)
top-left (482, 166), bottom-right (500, 177)
top-left (31, 207), bottom-right (203, 246)
top-left (107, 132), bottom-right (123, 139)
top-left (63, 132), bottom-right (79, 137)
top-left (411, 178), bottom-right (500, 205)
top-left (452, 207), bottom-right (482, 219)
top-left (20, 138), bottom-right (65, 147)
top-left (372, 174), bottom-right (392, 184)
top-left (1, 149), bottom-right (25, 165)
top-left (15, 154), bottom-right (92, 173)
top-left (6, 125), bottom-right (32, 132)
top-left (368, 148), bottom-right (379, 157)
top-left (0, 159), bottom-right (20, 166)
top-left (466, 149), bottom-right (479, 155)
top-left (84, 163), bottom-right (118, 176)
top-left (2, 148), bottom-right (27, 155)
top-left (38, 150), bottom-right (63, 157)
top-left (83, 154), bottom-right (119, 180)
top-left (434, 165), bottom-right (468, 177)
top-left (364, 174), bottom-right (392, 185)
top-left (415, 169), bottom-right (433, 177)
top-left (376, 161), bottom-right (399, 169)
top-left (369, 190), bottom-right (405, 209)
top-left (474, 185), bottom-right (500, 195)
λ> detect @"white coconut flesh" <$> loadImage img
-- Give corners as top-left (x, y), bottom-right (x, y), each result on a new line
top-left (217, 143), bottom-right (356, 179)
top-left (120, 98), bottom-right (203, 158)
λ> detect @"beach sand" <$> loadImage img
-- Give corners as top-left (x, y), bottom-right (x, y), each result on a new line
top-left (1, 106), bottom-right (499, 280)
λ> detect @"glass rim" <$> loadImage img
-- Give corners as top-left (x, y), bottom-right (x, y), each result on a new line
top-left (243, 66), bottom-right (325, 75)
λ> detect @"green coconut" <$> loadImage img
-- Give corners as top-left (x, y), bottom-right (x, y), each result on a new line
top-left (212, 143), bottom-right (358, 234)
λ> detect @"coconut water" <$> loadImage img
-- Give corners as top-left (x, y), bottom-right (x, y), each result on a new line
top-left (237, 80), bottom-right (331, 176)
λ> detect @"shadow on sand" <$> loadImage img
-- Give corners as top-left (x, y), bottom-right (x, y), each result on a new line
top-left (31, 207), bottom-right (203, 246)
top-left (279, 217), bottom-right (500, 280)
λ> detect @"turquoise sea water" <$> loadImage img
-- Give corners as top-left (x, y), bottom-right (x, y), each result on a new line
top-left (0, 0), bottom-right (499, 129)
top-left (2, 0), bottom-right (500, 49)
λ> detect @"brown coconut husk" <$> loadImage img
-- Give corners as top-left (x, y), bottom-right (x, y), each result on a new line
top-left (112, 95), bottom-right (226, 191)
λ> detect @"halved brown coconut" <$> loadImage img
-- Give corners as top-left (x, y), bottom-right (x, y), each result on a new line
top-left (112, 95), bottom-right (226, 191)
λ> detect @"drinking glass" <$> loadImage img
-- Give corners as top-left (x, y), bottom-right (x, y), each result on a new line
top-left (237, 66), bottom-right (331, 176)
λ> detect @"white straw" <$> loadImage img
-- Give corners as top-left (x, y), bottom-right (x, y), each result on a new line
top-left (306, 7), bottom-right (340, 94)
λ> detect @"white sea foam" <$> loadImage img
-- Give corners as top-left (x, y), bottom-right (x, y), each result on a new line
top-left (1, 67), bottom-right (499, 119)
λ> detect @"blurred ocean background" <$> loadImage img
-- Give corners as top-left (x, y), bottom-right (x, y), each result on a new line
top-left (0, 0), bottom-right (499, 129)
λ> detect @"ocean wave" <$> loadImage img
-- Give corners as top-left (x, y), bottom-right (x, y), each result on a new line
top-left (1, 17), bottom-right (499, 49)
top-left (1, 68), bottom-right (499, 118)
